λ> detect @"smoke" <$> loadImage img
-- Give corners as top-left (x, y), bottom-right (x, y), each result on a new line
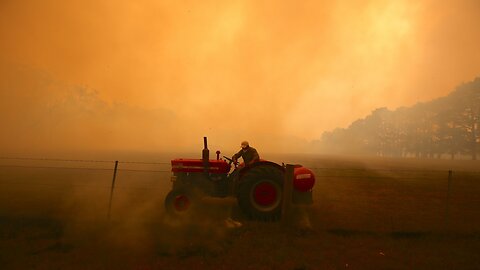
top-left (1, 0), bottom-right (480, 153)
top-left (0, 64), bottom-right (182, 153)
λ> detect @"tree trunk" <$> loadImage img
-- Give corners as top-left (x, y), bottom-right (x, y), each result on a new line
top-left (473, 145), bottom-right (477, 160)
top-left (472, 124), bottom-right (477, 160)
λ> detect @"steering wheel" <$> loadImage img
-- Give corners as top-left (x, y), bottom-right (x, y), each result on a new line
top-left (223, 156), bottom-right (238, 168)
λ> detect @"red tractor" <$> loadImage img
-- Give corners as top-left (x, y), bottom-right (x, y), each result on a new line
top-left (165, 137), bottom-right (315, 220)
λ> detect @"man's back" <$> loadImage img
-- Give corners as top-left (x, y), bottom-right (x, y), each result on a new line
top-left (234, 146), bottom-right (260, 165)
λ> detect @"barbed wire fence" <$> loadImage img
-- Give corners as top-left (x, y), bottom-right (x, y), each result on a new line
top-left (1, 156), bottom-right (479, 231)
top-left (0, 156), bottom-right (172, 220)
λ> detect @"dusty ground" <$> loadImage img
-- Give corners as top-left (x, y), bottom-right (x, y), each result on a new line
top-left (0, 154), bottom-right (479, 269)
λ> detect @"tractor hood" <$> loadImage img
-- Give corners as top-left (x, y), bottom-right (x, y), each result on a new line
top-left (171, 159), bottom-right (230, 174)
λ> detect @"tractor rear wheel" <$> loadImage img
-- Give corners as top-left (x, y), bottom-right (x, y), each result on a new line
top-left (237, 165), bottom-right (284, 221)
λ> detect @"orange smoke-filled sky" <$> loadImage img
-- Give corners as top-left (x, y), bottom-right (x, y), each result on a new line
top-left (1, 0), bottom-right (480, 153)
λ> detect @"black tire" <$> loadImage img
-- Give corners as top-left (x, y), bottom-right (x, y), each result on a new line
top-left (164, 188), bottom-right (199, 218)
top-left (237, 165), bottom-right (284, 221)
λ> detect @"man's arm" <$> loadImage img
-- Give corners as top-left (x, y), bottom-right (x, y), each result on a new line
top-left (232, 149), bottom-right (243, 161)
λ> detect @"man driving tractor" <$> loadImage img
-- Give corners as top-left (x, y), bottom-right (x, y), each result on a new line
top-left (167, 137), bottom-right (316, 221)
top-left (232, 141), bottom-right (260, 166)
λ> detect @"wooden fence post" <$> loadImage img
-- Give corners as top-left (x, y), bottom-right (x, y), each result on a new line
top-left (282, 164), bottom-right (295, 225)
top-left (108, 160), bottom-right (119, 220)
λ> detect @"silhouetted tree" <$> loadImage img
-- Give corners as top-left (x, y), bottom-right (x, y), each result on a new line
top-left (317, 77), bottom-right (480, 159)
top-left (447, 78), bottom-right (480, 160)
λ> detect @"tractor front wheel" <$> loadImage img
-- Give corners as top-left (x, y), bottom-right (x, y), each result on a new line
top-left (164, 188), bottom-right (198, 218)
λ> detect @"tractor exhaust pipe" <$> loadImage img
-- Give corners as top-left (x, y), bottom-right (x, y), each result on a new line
top-left (202, 137), bottom-right (209, 171)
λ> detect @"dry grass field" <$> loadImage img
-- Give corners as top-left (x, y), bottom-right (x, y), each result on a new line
top-left (0, 154), bottom-right (479, 269)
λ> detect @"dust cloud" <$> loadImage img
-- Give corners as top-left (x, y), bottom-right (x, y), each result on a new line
top-left (1, 0), bottom-right (480, 154)
top-left (0, 166), bottom-right (237, 261)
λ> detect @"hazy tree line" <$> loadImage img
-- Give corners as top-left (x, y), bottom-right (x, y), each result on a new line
top-left (318, 77), bottom-right (480, 160)
top-left (0, 66), bottom-right (180, 153)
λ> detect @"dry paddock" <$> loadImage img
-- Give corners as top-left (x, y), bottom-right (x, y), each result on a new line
top-left (0, 155), bottom-right (479, 269)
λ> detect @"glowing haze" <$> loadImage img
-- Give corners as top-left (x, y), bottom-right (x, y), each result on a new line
top-left (1, 0), bottom-right (479, 154)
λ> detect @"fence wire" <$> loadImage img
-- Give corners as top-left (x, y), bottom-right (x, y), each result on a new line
top-left (0, 164), bottom-right (114, 171)
top-left (0, 157), bottom-right (115, 163)
top-left (0, 156), bottom-right (171, 173)
top-left (1, 156), bottom-right (479, 231)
